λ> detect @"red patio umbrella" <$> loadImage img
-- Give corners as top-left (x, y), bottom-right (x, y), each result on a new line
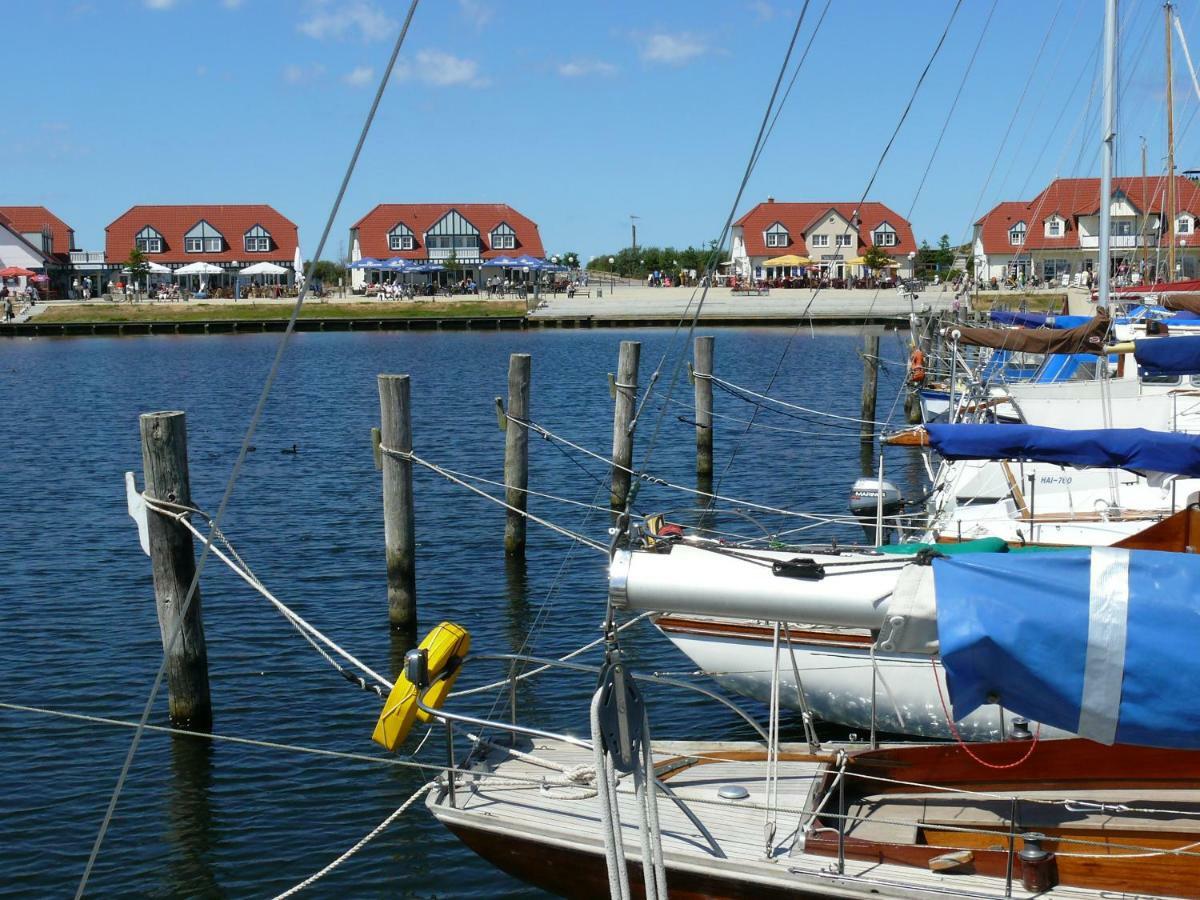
top-left (0, 266), bottom-right (36, 278)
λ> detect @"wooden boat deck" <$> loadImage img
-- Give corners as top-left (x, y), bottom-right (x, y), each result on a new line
top-left (427, 738), bottom-right (1174, 898)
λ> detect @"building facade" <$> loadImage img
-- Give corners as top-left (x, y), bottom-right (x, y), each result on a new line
top-left (973, 176), bottom-right (1200, 284)
top-left (105, 204), bottom-right (300, 291)
top-left (348, 203), bottom-right (545, 288)
top-left (730, 198), bottom-right (917, 282)
top-left (0, 206), bottom-right (77, 296)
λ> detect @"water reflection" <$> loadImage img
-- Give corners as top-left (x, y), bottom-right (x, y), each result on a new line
top-left (163, 735), bottom-right (219, 899)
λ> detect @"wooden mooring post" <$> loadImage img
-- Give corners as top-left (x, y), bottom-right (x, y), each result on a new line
top-left (610, 340), bottom-right (641, 509)
top-left (139, 410), bottom-right (212, 730)
top-left (502, 353), bottom-right (531, 557)
top-left (860, 333), bottom-right (879, 444)
top-left (693, 335), bottom-right (714, 477)
top-left (378, 374), bottom-right (417, 632)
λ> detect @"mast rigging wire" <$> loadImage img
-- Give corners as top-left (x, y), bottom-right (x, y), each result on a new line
top-left (75, 5), bottom-right (423, 894)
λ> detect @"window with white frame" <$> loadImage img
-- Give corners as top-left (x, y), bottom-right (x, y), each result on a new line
top-left (490, 222), bottom-right (516, 250)
top-left (244, 224), bottom-right (272, 252)
top-left (1009, 221), bottom-right (1027, 246)
top-left (835, 234), bottom-right (853, 247)
top-left (811, 234), bottom-right (829, 247)
top-left (184, 220), bottom-right (224, 254)
top-left (135, 226), bottom-right (163, 253)
top-left (1046, 217), bottom-right (1063, 237)
top-left (388, 222), bottom-right (415, 251)
top-left (872, 223), bottom-right (897, 247)
top-left (1179, 215), bottom-right (1193, 235)
top-left (764, 222), bottom-right (789, 248)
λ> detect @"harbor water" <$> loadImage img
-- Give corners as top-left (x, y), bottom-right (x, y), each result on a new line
top-left (0, 327), bottom-right (921, 897)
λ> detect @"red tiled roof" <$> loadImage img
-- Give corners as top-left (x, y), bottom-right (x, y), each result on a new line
top-left (733, 201), bottom-right (917, 258)
top-left (105, 204), bottom-right (299, 263)
top-left (350, 203), bottom-right (544, 260)
top-left (0, 205), bottom-right (75, 258)
top-left (975, 176), bottom-right (1200, 254)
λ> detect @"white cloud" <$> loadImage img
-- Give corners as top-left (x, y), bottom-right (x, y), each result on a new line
top-left (639, 32), bottom-right (708, 65)
top-left (144, 0), bottom-right (177, 9)
top-left (393, 50), bottom-right (488, 88)
top-left (748, 1), bottom-right (774, 21)
top-left (342, 65), bottom-right (375, 87)
top-left (458, 0), bottom-right (492, 28)
top-left (557, 59), bottom-right (618, 78)
top-left (298, 0), bottom-right (394, 42)
top-left (283, 63), bottom-right (326, 85)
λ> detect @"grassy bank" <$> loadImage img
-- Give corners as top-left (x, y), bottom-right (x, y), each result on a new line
top-left (969, 293), bottom-right (1068, 313)
top-left (34, 300), bottom-right (526, 324)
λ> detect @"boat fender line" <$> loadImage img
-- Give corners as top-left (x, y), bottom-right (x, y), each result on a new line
top-left (771, 557), bottom-right (826, 580)
top-left (371, 622), bottom-right (471, 751)
top-left (932, 656), bottom-right (1041, 770)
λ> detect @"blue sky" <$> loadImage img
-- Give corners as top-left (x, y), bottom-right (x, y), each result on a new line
top-left (6, 0), bottom-right (1200, 260)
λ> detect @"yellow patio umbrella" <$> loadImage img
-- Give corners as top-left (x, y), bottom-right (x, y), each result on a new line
top-left (845, 256), bottom-right (868, 265)
top-left (763, 254), bottom-right (811, 266)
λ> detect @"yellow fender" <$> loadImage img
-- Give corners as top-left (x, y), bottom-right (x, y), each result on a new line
top-left (371, 622), bottom-right (471, 751)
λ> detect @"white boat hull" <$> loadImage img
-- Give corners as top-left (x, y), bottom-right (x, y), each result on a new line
top-left (656, 615), bottom-right (1072, 742)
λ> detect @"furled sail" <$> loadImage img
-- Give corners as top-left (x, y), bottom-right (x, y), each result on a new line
top-left (926, 423), bottom-right (1200, 477)
top-left (950, 310), bottom-right (1110, 354)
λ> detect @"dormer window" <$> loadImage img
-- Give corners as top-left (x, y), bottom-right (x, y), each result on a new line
top-left (872, 222), bottom-right (897, 247)
top-left (764, 222), bottom-right (789, 248)
top-left (388, 222), bottom-right (415, 251)
top-left (135, 226), bottom-right (163, 254)
top-left (1179, 215), bottom-right (1193, 236)
top-left (1046, 216), bottom-right (1063, 237)
top-left (1009, 221), bottom-right (1027, 246)
top-left (490, 222), bottom-right (516, 250)
top-left (244, 224), bottom-right (272, 252)
top-left (184, 220), bottom-right (224, 253)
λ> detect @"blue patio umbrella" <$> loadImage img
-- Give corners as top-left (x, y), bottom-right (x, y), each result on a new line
top-left (514, 255), bottom-right (544, 269)
top-left (482, 255), bottom-right (517, 268)
top-left (383, 257), bottom-right (413, 270)
top-left (348, 257), bottom-right (383, 269)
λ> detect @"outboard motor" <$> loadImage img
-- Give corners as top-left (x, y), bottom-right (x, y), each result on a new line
top-left (848, 477), bottom-right (903, 545)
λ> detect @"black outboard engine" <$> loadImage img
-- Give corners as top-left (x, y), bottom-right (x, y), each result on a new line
top-left (848, 477), bottom-right (904, 545)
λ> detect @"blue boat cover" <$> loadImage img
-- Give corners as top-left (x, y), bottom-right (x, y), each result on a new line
top-left (989, 311), bottom-right (1048, 328)
top-left (934, 548), bottom-right (1200, 748)
top-left (925, 423), bottom-right (1200, 477)
top-left (1135, 336), bottom-right (1200, 376)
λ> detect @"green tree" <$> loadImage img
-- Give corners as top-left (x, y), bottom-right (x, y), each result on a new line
top-left (308, 259), bottom-right (346, 284)
top-left (862, 243), bottom-right (893, 274)
top-left (125, 247), bottom-right (149, 295)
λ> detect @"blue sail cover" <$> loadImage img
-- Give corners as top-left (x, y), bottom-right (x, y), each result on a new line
top-left (989, 311), bottom-right (1048, 328)
top-left (926, 423), bottom-right (1200, 477)
top-left (934, 548), bottom-right (1200, 748)
top-left (1134, 336), bottom-right (1200, 376)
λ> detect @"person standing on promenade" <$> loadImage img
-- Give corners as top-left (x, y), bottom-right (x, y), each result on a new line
top-left (3, 296), bottom-right (12, 322)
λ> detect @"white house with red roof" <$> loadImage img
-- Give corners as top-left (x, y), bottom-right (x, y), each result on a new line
top-left (106, 204), bottom-right (300, 290)
top-left (972, 176), bottom-right (1200, 284)
top-left (348, 203), bottom-right (544, 288)
top-left (730, 198), bottom-right (917, 282)
top-left (0, 206), bottom-right (77, 296)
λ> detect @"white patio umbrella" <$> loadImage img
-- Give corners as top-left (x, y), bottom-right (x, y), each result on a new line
top-left (239, 261), bottom-right (289, 276)
top-left (175, 261), bottom-right (224, 295)
top-left (293, 246), bottom-right (304, 287)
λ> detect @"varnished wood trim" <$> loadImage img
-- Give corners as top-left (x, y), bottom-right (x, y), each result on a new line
top-left (655, 615), bottom-right (874, 647)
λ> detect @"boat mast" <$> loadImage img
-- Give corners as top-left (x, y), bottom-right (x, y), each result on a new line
top-left (1098, 0), bottom-right (1117, 309)
top-left (1167, 0), bottom-right (1178, 282)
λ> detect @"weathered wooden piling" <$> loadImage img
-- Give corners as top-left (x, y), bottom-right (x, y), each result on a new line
top-left (139, 410), bottom-right (212, 730)
top-left (860, 333), bottom-right (879, 444)
top-left (610, 340), bottom-right (641, 509)
top-left (503, 353), bottom-right (531, 557)
top-left (378, 374), bottom-right (417, 631)
top-left (693, 335), bottom-right (714, 477)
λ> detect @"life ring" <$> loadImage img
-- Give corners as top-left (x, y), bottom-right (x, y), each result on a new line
top-left (372, 621), bottom-right (471, 751)
top-left (909, 348), bottom-right (926, 384)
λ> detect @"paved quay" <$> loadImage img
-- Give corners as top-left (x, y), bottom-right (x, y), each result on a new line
top-left (528, 285), bottom-right (955, 322)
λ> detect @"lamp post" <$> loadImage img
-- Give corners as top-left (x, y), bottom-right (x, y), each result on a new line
top-left (522, 265), bottom-right (531, 312)
top-left (1179, 236), bottom-right (1187, 280)
top-left (908, 250), bottom-right (917, 285)
top-left (609, 256), bottom-right (615, 294)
